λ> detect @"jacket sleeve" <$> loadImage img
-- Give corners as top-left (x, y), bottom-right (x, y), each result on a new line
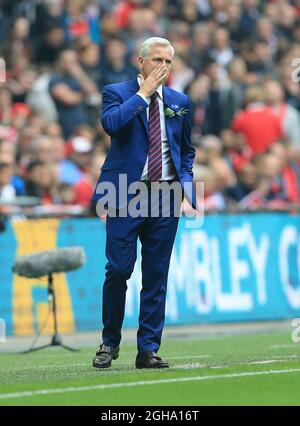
top-left (180, 96), bottom-right (195, 177)
top-left (101, 85), bottom-right (149, 136)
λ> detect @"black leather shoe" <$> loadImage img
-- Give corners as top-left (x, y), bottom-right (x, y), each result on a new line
top-left (92, 344), bottom-right (119, 369)
top-left (135, 351), bottom-right (169, 369)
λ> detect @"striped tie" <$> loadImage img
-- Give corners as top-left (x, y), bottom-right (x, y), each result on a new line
top-left (147, 92), bottom-right (162, 181)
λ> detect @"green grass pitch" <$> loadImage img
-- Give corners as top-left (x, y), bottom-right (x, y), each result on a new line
top-left (1, 330), bottom-right (300, 406)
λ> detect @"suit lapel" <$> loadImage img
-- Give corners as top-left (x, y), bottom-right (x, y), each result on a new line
top-left (128, 77), bottom-right (149, 138)
top-left (162, 86), bottom-right (173, 145)
top-left (139, 109), bottom-right (149, 138)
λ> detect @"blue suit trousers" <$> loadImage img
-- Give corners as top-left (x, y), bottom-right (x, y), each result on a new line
top-left (102, 187), bottom-right (180, 353)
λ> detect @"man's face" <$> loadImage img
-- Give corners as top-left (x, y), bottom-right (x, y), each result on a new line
top-left (138, 44), bottom-right (173, 81)
top-left (59, 51), bottom-right (78, 73)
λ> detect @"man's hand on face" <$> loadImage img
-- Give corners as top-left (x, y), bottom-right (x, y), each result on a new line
top-left (67, 61), bottom-right (85, 78)
top-left (138, 64), bottom-right (168, 98)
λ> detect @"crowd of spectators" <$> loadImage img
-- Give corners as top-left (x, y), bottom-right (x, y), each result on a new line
top-left (1, 0), bottom-right (300, 215)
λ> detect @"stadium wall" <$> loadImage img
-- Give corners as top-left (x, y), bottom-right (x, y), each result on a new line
top-left (0, 214), bottom-right (300, 336)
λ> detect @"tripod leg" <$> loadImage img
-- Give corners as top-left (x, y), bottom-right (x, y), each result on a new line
top-left (21, 344), bottom-right (52, 354)
top-left (60, 344), bottom-right (79, 352)
top-left (21, 342), bottom-right (79, 353)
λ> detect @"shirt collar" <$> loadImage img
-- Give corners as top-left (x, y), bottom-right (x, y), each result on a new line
top-left (137, 76), bottom-right (163, 99)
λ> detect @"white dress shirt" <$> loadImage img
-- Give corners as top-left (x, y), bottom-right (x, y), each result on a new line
top-left (137, 77), bottom-right (176, 181)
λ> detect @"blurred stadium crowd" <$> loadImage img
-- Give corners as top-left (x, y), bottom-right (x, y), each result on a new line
top-left (0, 0), bottom-right (300, 215)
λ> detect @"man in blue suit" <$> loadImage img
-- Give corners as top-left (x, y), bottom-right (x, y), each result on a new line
top-left (92, 37), bottom-right (196, 369)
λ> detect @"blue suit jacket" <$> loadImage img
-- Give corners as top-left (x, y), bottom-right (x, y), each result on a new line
top-left (92, 77), bottom-right (196, 209)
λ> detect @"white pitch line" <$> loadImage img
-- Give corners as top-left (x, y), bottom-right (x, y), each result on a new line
top-left (269, 344), bottom-right (300, 349)
top-left (249, 360), bottom-right (283, 365)
top-left (1, 368), bottom-right (300, 400)
top-left (272, 355), bottom-right (300, 359)
top-left (171, 363), bottom-right (206, 370)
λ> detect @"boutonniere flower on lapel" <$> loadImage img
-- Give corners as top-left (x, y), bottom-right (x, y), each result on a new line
top-left (164, 104), bottom-right (189, 118)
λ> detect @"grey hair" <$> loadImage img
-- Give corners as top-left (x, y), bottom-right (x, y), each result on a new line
top-left (139, 37), bottom-right (175, 58)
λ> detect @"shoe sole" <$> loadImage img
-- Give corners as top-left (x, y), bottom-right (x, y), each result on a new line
top-left (92, 352), bottom-right (119, 369)
top-left (92, 362), bottom-right (111, 369)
